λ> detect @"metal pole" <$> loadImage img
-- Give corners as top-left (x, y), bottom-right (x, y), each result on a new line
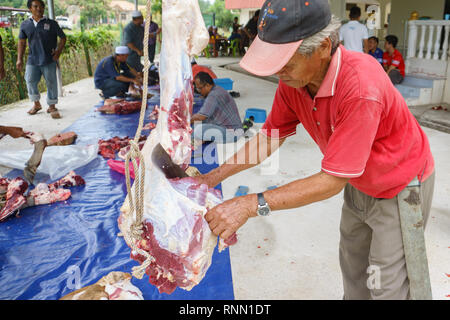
top-left (47, 0), bottom-right (55, 19)
top-left (135, 0), bottom-right (138, 11)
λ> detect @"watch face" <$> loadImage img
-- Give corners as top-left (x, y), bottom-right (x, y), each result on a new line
top-left (258, 206), bottom-right (270, 216)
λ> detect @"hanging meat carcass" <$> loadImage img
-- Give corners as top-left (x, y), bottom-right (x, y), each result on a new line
top-left (118, 0), bottom-right (235, 294)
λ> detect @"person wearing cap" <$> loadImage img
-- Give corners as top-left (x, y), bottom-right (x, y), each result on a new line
top-left (94, 46), bottom-right (143, 99)
top-left (339, 6), bottom-right (369, 53)
top-left (194, 0), bottom-right (435, 300)
top-left (122, 10), bottom-right (145, 72)
top-left (17, 0), bottom-right (66, 119)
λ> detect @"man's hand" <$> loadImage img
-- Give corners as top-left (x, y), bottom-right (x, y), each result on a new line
top-left (16, 60), bottom-right (23, 72)
top-left (137, 49), bottom-right (143, 56)
top-left (52, 49), bottom-right (62, 61)
top-left (133, 78), bottom-right (143, 86)
top-left (205, 194), bottom-right (258, 240)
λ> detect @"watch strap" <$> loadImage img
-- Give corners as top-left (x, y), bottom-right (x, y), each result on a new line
top-left (257, 192), bottom-right (266, 206)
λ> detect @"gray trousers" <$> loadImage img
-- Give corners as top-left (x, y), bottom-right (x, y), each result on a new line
top-left (389, 69), bottom-right (404, 85)
top-left (339, 172), bottom-right (435, 300)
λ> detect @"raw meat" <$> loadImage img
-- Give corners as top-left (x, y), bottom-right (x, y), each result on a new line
top-left (60, 272), bottom-right (143, 300)
top-left (148, 106), bottom-right (159, 121)
top-left (98, 136), bottom-right (147, 159)
top-left (97, 101), bottom-right (145, 115)
top-left (47, 132), bottom-right (77, 146)
top-left (118, 140), bottom-right (146, 160)
top-left (142, 122), bottom-right (156, 131)
top-left (118, 0), bottom-right (235, 295)
top-left (0, 178), bottom-right (28, 222)
top-left (0, 172), bottom-right (85, 222)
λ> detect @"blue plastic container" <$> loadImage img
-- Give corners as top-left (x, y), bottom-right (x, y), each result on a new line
top-left (244, 108), bottom-right (267, 123)
top-left (214, 78), bottom-right (234, 90)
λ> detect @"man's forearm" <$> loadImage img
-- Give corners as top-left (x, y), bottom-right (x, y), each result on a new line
top-left (56, 37), bottom-right (66, 54)
top-left (262, 171), bottom-right (348, 212)
top-left (127, 43), bottom-right (140, 54)
top-left (207, 132), bottom-right (285, 186)
top-left (116, 75), bottom-right (134, 83)
top-left (363, 39), bottom-right (369, 53)
top-left (17, 39), bottom-right (26, 61)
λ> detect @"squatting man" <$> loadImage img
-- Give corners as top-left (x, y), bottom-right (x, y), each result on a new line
top-left (193, 0), bottom-right (435, 300)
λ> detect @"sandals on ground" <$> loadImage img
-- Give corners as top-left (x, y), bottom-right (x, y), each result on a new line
top-left (27, 105), bottom-right (42, 115)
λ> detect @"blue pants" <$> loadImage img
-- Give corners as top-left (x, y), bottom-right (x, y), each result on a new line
top-left (193, 123), bottom-right (243, 143)
top-left (25, 62), bottom-right (58, 105)
top-left (100, 78), bottom-right (129, 98)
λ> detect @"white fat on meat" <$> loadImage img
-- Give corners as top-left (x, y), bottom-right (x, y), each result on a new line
top-left (119, 0), bottom-right (232, 294)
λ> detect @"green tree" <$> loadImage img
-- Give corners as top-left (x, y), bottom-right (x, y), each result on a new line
top-left (206, 0), bottom-right (234, 30)
top-left (67, 0), bottom-right (111, 26)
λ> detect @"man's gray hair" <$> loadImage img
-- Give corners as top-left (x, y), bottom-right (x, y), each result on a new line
top-left (297, 15), bottom-right (342, 56)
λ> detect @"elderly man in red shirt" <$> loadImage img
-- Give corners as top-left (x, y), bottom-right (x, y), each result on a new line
top-left (194, 0), bottom-right (435, 300)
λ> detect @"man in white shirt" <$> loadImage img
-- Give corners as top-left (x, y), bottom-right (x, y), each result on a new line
top-left (339, 6), bottom-right (368, 53)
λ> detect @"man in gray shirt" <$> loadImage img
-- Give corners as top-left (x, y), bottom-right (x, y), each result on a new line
top-left (122, 10), bottom-right (144, 72)
top-left (191, 72), bottom-right (243, 143)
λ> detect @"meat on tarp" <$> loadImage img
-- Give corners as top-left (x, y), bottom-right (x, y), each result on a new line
top-left (118, 0), bottom-right (236, 295)
top-left (0, 171), bottom-right (85, 222)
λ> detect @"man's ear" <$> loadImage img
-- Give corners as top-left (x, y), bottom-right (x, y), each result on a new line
top-left (319, 38), bottom-right (332, 58)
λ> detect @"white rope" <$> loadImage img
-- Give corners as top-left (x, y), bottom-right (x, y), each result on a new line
top-left (122, 0), bottom-right (155, 279)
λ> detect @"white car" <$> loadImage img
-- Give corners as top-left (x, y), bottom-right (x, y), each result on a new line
top-left (56, 16), bottom-right (72, 30)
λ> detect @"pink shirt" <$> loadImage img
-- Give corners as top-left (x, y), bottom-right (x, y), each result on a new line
top-left (262, 46), bottom-right (434, 198)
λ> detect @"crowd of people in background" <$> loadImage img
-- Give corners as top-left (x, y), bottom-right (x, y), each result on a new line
top-left (0, 2), bottom-right (408, 114)
top-left (340, 6), bottom-right (406, 85)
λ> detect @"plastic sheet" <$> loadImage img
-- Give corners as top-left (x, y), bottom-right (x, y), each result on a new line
top-left (0, 98), bottom-right (234, 300)
top-left (0, 144), bottom-right (98, 181)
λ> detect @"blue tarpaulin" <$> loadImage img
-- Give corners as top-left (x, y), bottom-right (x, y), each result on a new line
top-left (0, 95), bottom-right (234, 300)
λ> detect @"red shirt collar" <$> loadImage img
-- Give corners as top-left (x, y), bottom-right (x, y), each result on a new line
top-left (315, 46), bottom-right (343, 99)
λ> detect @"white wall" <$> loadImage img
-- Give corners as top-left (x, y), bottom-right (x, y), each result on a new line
top-left (388, 0), bottom-right (445, 52)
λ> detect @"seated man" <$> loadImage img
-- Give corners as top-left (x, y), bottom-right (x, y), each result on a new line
top-left (383, 35), bottom-right (405, 84)
top-left (367, 36), bottom-right (383, 65)
top-left (191, 72), bottom-right (243, 144)
top-left (94, 46), bottom-right (142, 99)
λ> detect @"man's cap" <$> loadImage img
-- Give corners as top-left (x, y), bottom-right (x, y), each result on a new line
top-left (240, 0), bottom-right (332, 76)
top-left (131, 10), bottom-right (143, 18)
top-left (115, 46), bottom-right (130, 55)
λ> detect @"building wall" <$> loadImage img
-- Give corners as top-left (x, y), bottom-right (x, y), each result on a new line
top-left (388, 0), bottom-right (445, 52)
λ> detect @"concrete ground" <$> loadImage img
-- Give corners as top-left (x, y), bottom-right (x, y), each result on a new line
top-left (0, 56), bottom-right (449, 300)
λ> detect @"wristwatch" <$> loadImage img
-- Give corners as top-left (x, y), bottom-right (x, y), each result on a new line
top-left (256, 192), bottom-right (271, 216)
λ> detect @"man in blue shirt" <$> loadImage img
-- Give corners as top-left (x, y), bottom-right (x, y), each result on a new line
top-left (368, 36), bottom-right (384, 65)
top-left (16, 0), bottom-right (66, 119)
top-left (191, 72), bottom-right (243, 144)
top-left (94, 46), bottom-right (143, 99)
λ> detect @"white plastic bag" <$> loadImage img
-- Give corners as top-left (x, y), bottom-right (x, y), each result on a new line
top-left (0, 144), bottom-right (98, 180)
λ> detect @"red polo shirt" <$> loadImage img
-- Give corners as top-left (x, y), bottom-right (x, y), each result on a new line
top-left (262, 46), bottom-right (434, 199)
top-left (383, 49), bottom-right (406, 77)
